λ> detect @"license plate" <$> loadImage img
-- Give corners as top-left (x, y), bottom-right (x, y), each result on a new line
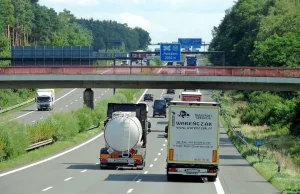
top-left (187, 169), bottom-right (199, 173)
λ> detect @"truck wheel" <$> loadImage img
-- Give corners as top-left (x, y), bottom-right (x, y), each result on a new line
top-left (164, 115), bottom-right (166, 118)
top-left (207, 176), bottom-right (217, 182)
top-left (152, 114), bottom-right (155, 118)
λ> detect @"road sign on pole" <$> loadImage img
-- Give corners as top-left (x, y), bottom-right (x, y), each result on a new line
top-left (178, 38), bottom-right (202, 48)
top-left (160, 43), bottom-right (181, 62)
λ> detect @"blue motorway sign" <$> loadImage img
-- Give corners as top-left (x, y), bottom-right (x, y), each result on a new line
top-left (160, 43), bottom-right (181, 62)
top-left (255, 140), bottom-right (263, 146)
top-left (178, 38), bottom-right (202, 48)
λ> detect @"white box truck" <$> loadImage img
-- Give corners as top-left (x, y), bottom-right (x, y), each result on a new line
top-left (36, 89), bottom-right (55, 111)
top-left (179, 89), bottom-right (202, 102)
top-left (165, 101), bottom-right (220, 182)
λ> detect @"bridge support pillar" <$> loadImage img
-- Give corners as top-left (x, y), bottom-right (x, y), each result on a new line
top-left (83, 88), bottom-right (94, 109)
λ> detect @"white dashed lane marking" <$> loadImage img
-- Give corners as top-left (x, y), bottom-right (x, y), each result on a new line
top-left (42, 187), bottom-right (53, 191)
top-left (64, 177), bottom-right (72, 181)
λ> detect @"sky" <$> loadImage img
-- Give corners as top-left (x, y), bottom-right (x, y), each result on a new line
top-left (39, 0), bottom-right (236, 50)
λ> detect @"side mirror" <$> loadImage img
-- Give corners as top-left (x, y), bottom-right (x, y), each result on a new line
top-left (165, 125), bottom-right (168, 133)
top-left (148, 128), bottom-right (151, 133)
top-left (148, 121), bottom-right (151, 128)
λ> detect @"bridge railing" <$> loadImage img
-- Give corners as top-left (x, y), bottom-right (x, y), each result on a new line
top-left (1, 66), bottom-right (300, 77)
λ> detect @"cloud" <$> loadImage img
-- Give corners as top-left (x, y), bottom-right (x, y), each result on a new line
top-left (119, 13), bottom-right (152, 31)
top-left (39, 0), bottom-right (236, 44)
top-left (39, 0), bottom-right (100, 7)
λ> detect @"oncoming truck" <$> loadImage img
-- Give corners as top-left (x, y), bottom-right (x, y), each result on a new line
top-left (165, 101), bottom-right (220, 182)
top-left (100, 103), bottom-right (151, 170)
top-left (36, 89), bottom-right (55, 111)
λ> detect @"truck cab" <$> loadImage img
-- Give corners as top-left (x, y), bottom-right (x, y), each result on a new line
top-left (36, 89), bottom-right (55, 111)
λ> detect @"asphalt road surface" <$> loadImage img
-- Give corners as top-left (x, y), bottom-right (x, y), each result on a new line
top-left (0, 88), bottom-right (115, 124)
top-left (0, 88), bottom-right (281, 194)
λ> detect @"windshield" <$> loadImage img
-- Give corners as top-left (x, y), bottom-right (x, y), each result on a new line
top-left (154, 100), bottom-right (166, 108)
top-left (37, 96), bottom-right (51, 103)
top-left (145, 94), bottom-right (152, 97)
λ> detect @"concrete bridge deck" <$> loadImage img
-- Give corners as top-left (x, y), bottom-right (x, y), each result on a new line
top-left (0, 66), bottom-right (299, 91)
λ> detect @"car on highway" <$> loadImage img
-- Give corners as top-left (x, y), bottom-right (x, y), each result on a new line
top-left (167, 62), bottom-right (173, 66)
top-left (166, 89), bottom-right (175, 94)
top-left (163, 95), bottom-right (173, 103)
top-left (143, 93), bottom-right (154, 101)
top-left (152, 99), bottom-right (167, 118)
top-left (121, 60), bottom-right (129, 65)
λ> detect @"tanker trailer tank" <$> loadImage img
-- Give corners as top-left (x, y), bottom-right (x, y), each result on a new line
top-left (104, 112), bottom-right (143, 152)
top-left (100, 111), bottom-right (147, 170)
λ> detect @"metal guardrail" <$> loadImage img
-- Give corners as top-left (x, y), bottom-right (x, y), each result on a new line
top-left (25, 122), bottom-right (102, 151)
top-left (26, 138), bottom-right (54, 151)
top-left (0, 98), bottom-right (35, 114)
top-left (213, 93), bottom-right (257, 153)
top-left (0, 66), bottom-right (300, 77)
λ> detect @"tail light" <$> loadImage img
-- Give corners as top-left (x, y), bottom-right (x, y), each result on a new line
top-left (112, 152), bottom-right (119, 158)
top-left (168, 149), bottom-right (174, 161)
top-left (208, 169), bottom-right (217, 173)
top-left (100, 158), bottom-right (107, 162)
top-left (212, 150), bottom-right (218, 162)
top-left (134, 159), bottom-right (142, 163)
top-left (169, 168), bottom-right (177, 172)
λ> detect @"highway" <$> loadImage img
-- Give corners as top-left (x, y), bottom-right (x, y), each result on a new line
top-left (0, 88), bottom-right (116, 124)
top-left (0, 88), bottom-right (281, 194)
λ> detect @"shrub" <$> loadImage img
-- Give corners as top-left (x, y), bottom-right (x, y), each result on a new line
top-left (0, 89), bottom-right (142, 161)
top-left (0, 121), bottom-right (29, 161)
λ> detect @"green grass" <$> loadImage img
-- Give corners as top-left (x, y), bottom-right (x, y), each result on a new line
top-left (0, 126), bottom-right (103, 171)
top-left (0, 89), bottom-right (142, 172)
top-left (213, 91), bottom-right (300, 193)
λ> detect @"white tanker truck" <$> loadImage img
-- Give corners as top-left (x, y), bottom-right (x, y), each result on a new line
top-left (100, 103), bottom-right (151, 170)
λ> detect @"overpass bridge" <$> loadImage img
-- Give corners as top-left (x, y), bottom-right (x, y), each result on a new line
top-left (0, 65), bottom-right (299, 91)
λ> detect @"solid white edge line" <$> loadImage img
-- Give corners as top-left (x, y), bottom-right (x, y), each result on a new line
top-left (0, 88), bottom-right (148, 178)
top-left (0, 131), bottom-right (104, 177)
top-left (214, 177), bottom-right (226, 194)
top-left (8, 88), bottom-right (77, 121)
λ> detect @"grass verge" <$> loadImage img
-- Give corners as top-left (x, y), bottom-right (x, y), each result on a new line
top-left (213, 91), bottom-right (300, 194)
top-left (0, 89), bottom-right (142, 172)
